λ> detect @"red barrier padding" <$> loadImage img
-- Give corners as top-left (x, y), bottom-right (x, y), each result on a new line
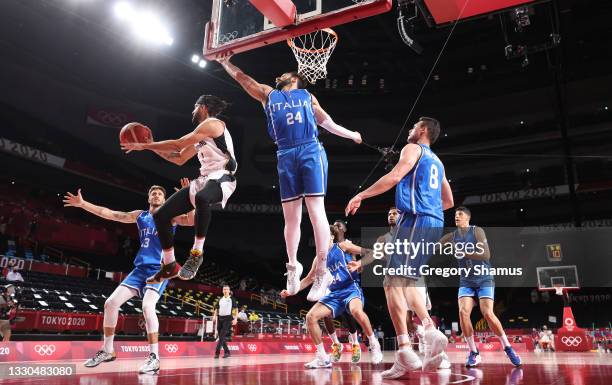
top-left (0, 341), bottom-right (366, 362)
top-left (249, 0), bottom-right (296, 28)
top-left (13, 311), bottom-right (102, 332)
top-left (423, 0), bottom-right (534, 24)
top-left (12, 310), bottom-right (203, 335)
top-left (556, 306), bottom-right (591, 352)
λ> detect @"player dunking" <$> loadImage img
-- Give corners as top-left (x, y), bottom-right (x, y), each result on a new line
top-left (346, 117), bottom-right (454, 378)
top-left (121, 95), bottom-right (237, 282)
top-left (439, 206), bottom-right (521, 367)
top-left (217, 56), bottom-right (362, 300)
top-left (63, 182), bottom-right (193, 374)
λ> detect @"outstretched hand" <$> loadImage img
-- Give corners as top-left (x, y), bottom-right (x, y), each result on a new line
top-left (347, 260), bottom-right (362, 273)
top-left (63, 189), bottom-right (84, 208)
top-left (120, 142), bottom-right (147, 153)
top-left (353, 132), bottom-right (363, 144)
top-left (215, 51), bottom-right (233, 65)
top-left (174, 177), bottom-right (190, 192)
top-left (345, 194), bottom-right (363, 216)
top-left (280, 289), bottom-right (291, 298)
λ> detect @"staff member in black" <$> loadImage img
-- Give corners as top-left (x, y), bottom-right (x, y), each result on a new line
top-left (213, 285), bottom-right (237, 358)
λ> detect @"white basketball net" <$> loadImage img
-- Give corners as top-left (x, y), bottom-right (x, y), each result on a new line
top-left (287, 28), bottom-right (338, 84)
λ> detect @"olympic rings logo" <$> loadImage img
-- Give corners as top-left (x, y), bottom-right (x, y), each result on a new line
top-left (219, 31), bottom-right (239, 44)
top-left (484, 344), bottom-right (494, 350)
top-left (34, 344), bottom-right (57, 356)
top-left (164, 344), bottom-right (179, 353)
top-left (138, 318), bottom-right (146, 330)
top-left (304, 344), bottom-right (313, 351)
top-left (561, 336), bottom-right (582, 346)
top-left (93, 110), bottom-right (128, 127)
top-left (247, 344), bottom-right (258, 352)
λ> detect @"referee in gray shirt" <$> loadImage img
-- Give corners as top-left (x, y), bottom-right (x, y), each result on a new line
top-left (213, 285), bottom-right (237, 358)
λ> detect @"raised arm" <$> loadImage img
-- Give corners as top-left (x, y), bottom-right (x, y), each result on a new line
top-left (171, 178), bottom-right (195, 227)
top-left (345, 143), bottom-right (422, 216)
top-left (63, 189), bottom-right (142, 223)
top-left (216, 56), bottom-right (273, 103)
top-left (311, 94), bottom-right (361, 144)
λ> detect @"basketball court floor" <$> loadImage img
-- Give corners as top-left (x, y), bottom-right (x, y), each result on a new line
top-left (2, 351), bottom-right (611, 385)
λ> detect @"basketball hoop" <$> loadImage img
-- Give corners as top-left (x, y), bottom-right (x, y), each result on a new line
top-left (553, 285), bottom-right (565, 296)
top-left (287, 28), bottom-right (338, 84)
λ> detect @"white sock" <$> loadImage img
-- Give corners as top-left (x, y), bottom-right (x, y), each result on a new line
top-left (330, 332), bottom-right (340, 345)
top-left (421, 317), bottom-right (435, 331)
top-left (316, 343), bottom-right (326, 355)
top-left (150, 343), bottom-right (159, 357)
top-left (466, 335), bottom-right (478, 353)
top-left (368, 334), bottom-right (379, 348)
top-left (351, 332), bottom-right (358, 345)
top-left (500, 333), bottom-right (511, 348)
top-left (162, 248), bottom-right (175, 264)
top-left (103, 335), bottom-right (114, 353)
top-left (192, 238), bottom-right (204, 252)
top-left (397, 334), bottom-right (410, 347)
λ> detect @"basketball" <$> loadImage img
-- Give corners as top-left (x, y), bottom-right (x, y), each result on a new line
top-left (119, 122), bottom-right (153, 144)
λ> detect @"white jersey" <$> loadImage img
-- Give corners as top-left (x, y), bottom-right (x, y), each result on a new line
top-left (189, 117), bottom-right (237, 209)
top-left (194, 117), bottom-right (237, 179)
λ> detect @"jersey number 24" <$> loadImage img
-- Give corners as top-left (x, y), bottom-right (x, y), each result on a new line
top-left (286, 111), bottom-right (303, 125)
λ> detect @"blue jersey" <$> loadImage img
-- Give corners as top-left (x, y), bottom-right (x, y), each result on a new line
top-left (264, 89), bottom-right (319, 150)
top-left (133, 211), bottom-right (175, 268)
top-left (395, 144), bottom-right (444, 221)
top-left (327, 243), bottom-right (360, 291)
top-left (453, 226), bottom-right (493, 287)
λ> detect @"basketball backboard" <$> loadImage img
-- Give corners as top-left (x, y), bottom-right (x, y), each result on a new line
top-left (203, 0), bottom-right (392, 60)
top-left (537, 265), bottom-right (580, 292)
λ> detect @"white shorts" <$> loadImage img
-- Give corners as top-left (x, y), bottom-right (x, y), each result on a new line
top-left (189, 172), bottom-right (236, 209)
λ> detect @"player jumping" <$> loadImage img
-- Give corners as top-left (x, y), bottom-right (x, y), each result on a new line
top-left (217, 55), bottom-right (362, 301)
top-left (121, 95), bottom-right (237, 283)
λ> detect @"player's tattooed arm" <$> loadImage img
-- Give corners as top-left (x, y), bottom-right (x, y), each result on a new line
top-left (146, 141), bottom-right (197, 166)
top-left (63, 189), bottom-right (141, 223)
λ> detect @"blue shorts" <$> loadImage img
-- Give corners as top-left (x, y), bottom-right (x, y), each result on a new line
top-left (319, 283), bottom-right (364, 318)
top-left (386, 213), bottom-right (444, 279)
top-left (277, 141), bottom-right (328, 202)
top-left (458, 284), bottom-right (495, 300)
top-left (121, 265), bottom-right (169, 298)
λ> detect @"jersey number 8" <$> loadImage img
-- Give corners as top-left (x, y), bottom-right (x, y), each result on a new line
top-left (429, 164), bottom-right (439, 189)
